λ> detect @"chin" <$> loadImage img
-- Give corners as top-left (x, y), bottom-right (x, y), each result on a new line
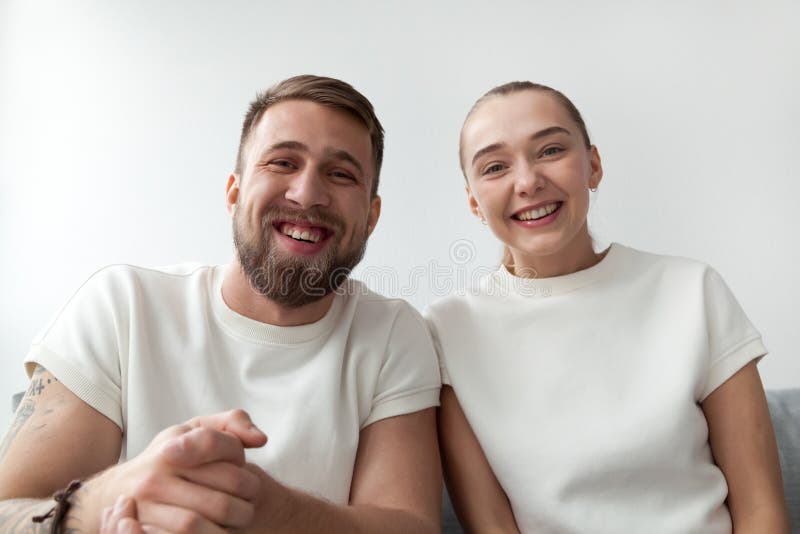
top-left (509, 233), bottom-right (568, 257)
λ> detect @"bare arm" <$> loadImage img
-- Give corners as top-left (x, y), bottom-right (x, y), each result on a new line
top-left (0, 366), bottom-right (266, 533)
top-left (439, 386), bottom-right (519, 534)
top-left (702, 360), bottom-right (790, 533)
top-left (0, 365), bottom-right (122, 532)
top-left (237, 407), bottom-right (442, 534)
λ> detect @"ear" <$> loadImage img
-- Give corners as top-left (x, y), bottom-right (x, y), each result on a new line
top-left (366, 195), bottom-right (381, 237)
top-left (588, 146), bottom-right (603, 190)
top-left (465, 185), bottom-right (484, 220)
top-left (226, 174), bottom-right (240, 216)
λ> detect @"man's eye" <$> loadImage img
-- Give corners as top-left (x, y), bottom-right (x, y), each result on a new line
top-left (482, 163), bottom-right (507, 175)
top-left (331, 171), bottom-right (357, 181)
top-left (268, 160), bottom-right (295, 169)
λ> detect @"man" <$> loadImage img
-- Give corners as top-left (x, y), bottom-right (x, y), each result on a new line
top-left (0, 75), bottom-right (442, 533)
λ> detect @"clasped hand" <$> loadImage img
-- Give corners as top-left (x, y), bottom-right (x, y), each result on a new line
top-left (81, 409), bottom-right (269, 533)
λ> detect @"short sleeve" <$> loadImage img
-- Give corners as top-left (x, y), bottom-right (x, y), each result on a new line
top-left (361, 304), bottom-right (441, 428)
top-left (421, 309), bottom-right (451, 386)
top-left (23, 266), bottom-right (126, 428)
top-left (699, 267), bottom-right (767, 400)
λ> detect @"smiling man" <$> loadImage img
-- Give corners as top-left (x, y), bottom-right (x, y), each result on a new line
top-left (0, 75), bottom-right (442, 533)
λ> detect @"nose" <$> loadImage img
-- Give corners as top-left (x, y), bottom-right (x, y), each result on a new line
top-left (513, 163), bottom-right (547, 197)
top-left (284, 166), bottom-right (330, 209)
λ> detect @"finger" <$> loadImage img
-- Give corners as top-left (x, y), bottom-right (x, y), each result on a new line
top-left (136, 501), bottom-right (228, 534)
top-left (134, 474), bottom-right (255, 527)
top-left (160, 426), bottom-right (248, 467)
top-left (186, 409), bottom-right (268, 448)
top-left (180, 461), bottom-right (261, 501)
top-left (103, 495), bottom-right (139, 534)
top-left (101, 508), bottom-right (113, 533)
top-left (101, 506), bottom-right (113, 531)
top-left (118, 517), bottom-right (146, 534)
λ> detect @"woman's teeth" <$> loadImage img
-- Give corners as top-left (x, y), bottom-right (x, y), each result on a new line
top-left (516, 202), bottom-right (560, 221)
top-left (280, 222), bottom-right (323, 243)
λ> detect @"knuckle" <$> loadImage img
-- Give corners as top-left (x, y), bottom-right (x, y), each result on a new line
top-left (237, 469), bottom-right (260, 499)
top-left (236, 501), bottom-right (256, 526)
top-left (157, 423), bottom-right (190, 441)
top-left (195, 427), bottom-right (216, 452)
top-left (186, 415), bottom-right (203, 427)
top-left (132, 472), bottom-right (161, 498)
top-left (231, 469), bottom-right (251, 497)
top-left (176, 510), bottom-right (202, 533)
top-left (212, 492), bottom-right (235, 520)
top-left (228, 408), bottom-right (250, 422)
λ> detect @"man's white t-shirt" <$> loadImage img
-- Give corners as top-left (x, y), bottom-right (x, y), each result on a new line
top-left (424, 243), bottom-right (766, 533)
top-left (25, 263), bottom-right (441, 504)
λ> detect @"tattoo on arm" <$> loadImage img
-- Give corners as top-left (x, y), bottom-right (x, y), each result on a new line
top-left (0, 497), bottom-right (83, 533)
top-left (0, 366), bottom-right (83, 532)
top-left (0, 366), bottom-right (59, 461)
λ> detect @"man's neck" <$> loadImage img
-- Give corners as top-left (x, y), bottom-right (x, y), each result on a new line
top-left (221, 262), bottom-right (336, 327)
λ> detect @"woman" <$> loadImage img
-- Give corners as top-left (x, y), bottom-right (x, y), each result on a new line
top-left (425, 82), bottom-right (789, 533)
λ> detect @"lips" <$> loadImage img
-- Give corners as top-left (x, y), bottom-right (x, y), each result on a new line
top-left (512, 201), bottom-right (563, 221)
top-left (275, 221), bottom-right (330, 243)
top-left (269, 218), bottom-right (335, 256)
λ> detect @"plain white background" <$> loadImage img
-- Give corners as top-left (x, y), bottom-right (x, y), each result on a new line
top-left (1, 0), bottom-right (798, 433)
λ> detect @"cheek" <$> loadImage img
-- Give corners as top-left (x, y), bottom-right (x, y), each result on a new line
top-left (560, 157), bottom-right (592, 189)
top-left (473, 182), bottom-right (509, 220)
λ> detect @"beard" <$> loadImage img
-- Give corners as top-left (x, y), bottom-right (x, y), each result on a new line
top-left (233, 205), bottom-right (368, 308)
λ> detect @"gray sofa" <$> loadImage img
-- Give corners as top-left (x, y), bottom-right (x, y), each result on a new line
top-left (441, 388), bottom-right (800, 533)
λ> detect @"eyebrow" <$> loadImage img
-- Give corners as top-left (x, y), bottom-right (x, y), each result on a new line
top-left (470, 126), bottom-right (573, 167)
top-left (259, 141), bottom-right (364, 175)
top-left (324, 148), bottom-right (364, 175)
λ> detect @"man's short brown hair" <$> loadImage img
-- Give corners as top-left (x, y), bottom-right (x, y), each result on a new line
top-left (235, 75), bottom-right (384, 198)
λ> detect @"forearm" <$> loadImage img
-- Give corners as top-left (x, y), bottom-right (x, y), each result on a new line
top-left (0, 497), bottom-right (83, 533)
top-left (731, 502), bottom-right (790, 534)
top-left (257, 484), bottom-right (437, 534)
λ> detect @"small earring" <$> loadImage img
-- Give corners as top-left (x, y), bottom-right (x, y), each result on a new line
top-left (481, 219), bottom-right (488, 225)
top-left (590, 187), bottom-right (598, 192)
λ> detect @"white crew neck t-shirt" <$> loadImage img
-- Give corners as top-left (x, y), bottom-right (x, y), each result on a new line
top-left (424, 243), bottom-right (766, 533)
top-left (25, 263), bottom-right (440, 504)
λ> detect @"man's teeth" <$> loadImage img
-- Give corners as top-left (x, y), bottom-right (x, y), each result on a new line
top-left (280, 223), bottom-right (323, 243)
top-left (517, 203), bottom-right (560, 221)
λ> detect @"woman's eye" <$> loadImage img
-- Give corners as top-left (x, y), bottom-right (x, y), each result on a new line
top-left (483, 163), bottom-right (507, 175)
top-left (541, 146), bottom-right (563, 157)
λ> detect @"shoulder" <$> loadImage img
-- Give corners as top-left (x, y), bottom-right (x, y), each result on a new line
top-left (63, 263), bottom-right (216, 316)
top-left (341, 280), bottom-right (435, 351)
top-left (82, 262), bottom-right (213, 291)
top-left (613, 244), bottom-right (719, 284)
top-left (347, 279), bottom-right (425, 326)
top-left (424, 293), bottom-right (472, 325)
top-left (423, 270), bottom-right (497, 332)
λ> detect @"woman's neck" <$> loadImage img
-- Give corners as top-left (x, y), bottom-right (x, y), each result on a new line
top-left (508, 227), bottom-right (603, 279)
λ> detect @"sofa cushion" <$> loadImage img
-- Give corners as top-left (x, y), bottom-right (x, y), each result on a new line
top-left (767, 389), bottom-right (800, 531)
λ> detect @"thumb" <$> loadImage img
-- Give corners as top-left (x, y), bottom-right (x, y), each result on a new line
top-left (185, 409), bottom-right (268, 448)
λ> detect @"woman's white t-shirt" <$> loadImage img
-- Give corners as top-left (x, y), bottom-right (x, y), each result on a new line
top-left (424, 243), bottom-right (766, 533)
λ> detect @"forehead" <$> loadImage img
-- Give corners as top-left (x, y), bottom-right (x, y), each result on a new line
top-left (248, 99), bottom-right (372, 166)
top-left (462, 90), bottom-right (576, 155)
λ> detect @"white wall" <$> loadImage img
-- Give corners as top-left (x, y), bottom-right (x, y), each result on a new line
top-left (1, 0), bottom-right (798, 432)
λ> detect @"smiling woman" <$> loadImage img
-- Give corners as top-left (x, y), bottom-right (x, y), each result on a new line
top-left (425, 81), bottom-right (791, 533)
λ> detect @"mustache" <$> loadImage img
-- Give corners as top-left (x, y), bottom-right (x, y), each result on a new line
top-left (260, 206), bottom-right (345, 233)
